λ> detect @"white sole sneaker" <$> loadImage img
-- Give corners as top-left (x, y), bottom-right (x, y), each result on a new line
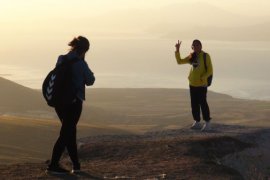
top-left (190, 121), bottom-right (202, 130)
top-left (201, 122), bottom-right (211, 131)
top-left (71, 169), bottom-right (81, 174)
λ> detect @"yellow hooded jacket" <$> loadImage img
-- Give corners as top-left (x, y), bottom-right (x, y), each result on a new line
top-left (175, 51), bottom-right (213, 87)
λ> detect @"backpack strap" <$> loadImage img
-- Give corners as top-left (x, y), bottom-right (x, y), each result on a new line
top-left (203, 53), bottom-right (207, 71)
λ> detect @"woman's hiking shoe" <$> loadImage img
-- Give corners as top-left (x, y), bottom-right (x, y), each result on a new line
top-left (71, 169), bottom-right (81, 174)
top-left (201, 122), bottom-right (211, 132)
top-left (71, 163), bottom-right (81, 174)
top-left (46, 165), bottom-right (69, 175)
top-left (190, 121), bottom-right (202, 129)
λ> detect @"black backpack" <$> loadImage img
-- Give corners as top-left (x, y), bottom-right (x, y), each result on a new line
top-left (203, 53), bottom-right (213, 87)
top-left (42, 56), bottom-right (81, 107)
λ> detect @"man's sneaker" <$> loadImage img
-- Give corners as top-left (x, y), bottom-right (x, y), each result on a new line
top-left (201, 122), bottom-right (211, 132)
top-left (190, 121), bottom-right (202, 129)
top-left (46, 165), bottom-right (70, 175)
top-left (71, 163), bottom-right (81, 174)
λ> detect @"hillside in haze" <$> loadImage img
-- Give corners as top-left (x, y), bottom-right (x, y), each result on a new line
top-left (1, 77), bottom-right (270, 129)
top-left (81, 2), bottom-right (270, 41)
top-left (0, 77), bottom-right (122, 123)
top-left (0, 77), bottom-right (48, 117)
top-left (1, 77), bottom-right (270, 165)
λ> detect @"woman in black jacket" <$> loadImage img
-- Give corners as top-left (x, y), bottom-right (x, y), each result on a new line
top-left (46, 36), bottom-right (95, 174)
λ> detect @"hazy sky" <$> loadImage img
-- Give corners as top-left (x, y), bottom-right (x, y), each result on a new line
top-left (1, 0), bottom-right (270, 16)
top-left (0, 0), bottom-right (269, 42)
top-left (0, 0), bottom-right (269, 36)
top-left (0, 0), bottom-right (270, 100)
top-left (0, 0), bottom-right (269, 62)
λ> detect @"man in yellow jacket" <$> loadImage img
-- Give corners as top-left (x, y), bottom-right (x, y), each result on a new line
top-left (175, 39), bottom-right (213, 131)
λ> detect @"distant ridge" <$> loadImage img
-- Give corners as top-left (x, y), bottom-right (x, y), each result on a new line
top-left (0, 77), bottom-right (35, 92)
top-left (0, 77), bottom-right (269, 127)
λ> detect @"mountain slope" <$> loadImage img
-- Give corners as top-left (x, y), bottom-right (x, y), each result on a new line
top-left (0, 77), bottom-right (123, 122)
top-left (1, 79), bottom-right (270, 130)
top-left (0, 116), bottom-right (134, 164)
top-left (1, 77), bottom-right (270, 128)
top-left (0, 77), bottom-right (48, 116)
top-left (85, 88), bottom-right (270, 128)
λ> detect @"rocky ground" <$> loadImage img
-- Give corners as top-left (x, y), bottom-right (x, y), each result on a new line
top-left (0, 123), bottom-right (269, 180)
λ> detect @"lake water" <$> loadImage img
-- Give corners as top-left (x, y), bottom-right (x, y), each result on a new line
top-left (0, 39), bottom-right (270, 101)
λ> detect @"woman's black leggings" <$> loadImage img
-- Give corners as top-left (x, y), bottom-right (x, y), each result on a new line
top-left (189, 86), bottom-right (211, 122)
top-left (50, 99), bottom-right (82, 166)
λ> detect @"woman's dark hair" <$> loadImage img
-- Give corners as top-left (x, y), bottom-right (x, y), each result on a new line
top-left (192, 39), bottom-right (202, 46)
top-left (68, 36), bottom-right (90, 55)
top-left (190, 52), bottom-right (197, 65)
